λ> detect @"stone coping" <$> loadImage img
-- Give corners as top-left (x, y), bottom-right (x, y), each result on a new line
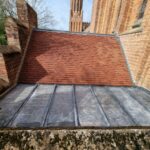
top-left (119, 27), bottom-right (143, 36)
top-left (0, 126), bottom-right (150, 130)
top-left (0, 127), bottom-right (150, 149)
top-left (0, 45), bottom-right (21, 54)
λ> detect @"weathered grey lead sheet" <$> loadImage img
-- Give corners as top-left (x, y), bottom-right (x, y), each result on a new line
top-left (1, 84), bottom-right (150, 127)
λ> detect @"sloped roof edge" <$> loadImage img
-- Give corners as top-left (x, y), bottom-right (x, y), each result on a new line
top-left (34, 28), bottom-right (115, 37)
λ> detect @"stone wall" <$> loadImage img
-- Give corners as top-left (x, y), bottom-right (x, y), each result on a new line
top-left (5, 18), bottom-right (21, 53)
top-left (90, 0), bottom-right (122, 34)
top-left (70, 0), bottom-right (83, 32)
top-left (0, 128), bottom-right (150, 149)
top-left (0, 0), bottom-right (37, 94)
top-left (90, 0), bottom-right (134, 34)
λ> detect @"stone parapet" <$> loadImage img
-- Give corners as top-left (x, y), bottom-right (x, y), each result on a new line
top-left (0, 128), bottom-right (150, 149)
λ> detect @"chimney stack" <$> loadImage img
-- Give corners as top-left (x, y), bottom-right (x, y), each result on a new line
top-left (16, 0), bottom-right (38, 29)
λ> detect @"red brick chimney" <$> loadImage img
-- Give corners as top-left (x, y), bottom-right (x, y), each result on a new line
top-left (16, 0), bottom-right (38, 29)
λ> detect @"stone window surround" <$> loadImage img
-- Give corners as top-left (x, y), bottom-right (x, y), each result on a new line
top-left (131, 0), bottom-right (148, 30)
top-left (119, 0), bottom-right (148, 36)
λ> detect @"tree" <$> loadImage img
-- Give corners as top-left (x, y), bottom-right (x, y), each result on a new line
top-left (0, 0), bottom-right (56, 29)
top-left (0, 0), bottom-right (16, 17)
top-left (26, 0), bottom-right (56, 29)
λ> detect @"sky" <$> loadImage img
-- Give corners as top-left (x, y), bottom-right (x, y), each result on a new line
top-left (44, 0), bottom-right (93, 31)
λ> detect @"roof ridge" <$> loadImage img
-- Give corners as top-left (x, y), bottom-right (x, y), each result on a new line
top-left (34, 28), bottom-right (115, 37)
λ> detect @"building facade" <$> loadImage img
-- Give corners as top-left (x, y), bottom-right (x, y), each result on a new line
top-left (70, 0), bottom-right (150, 88)
top-left (69, 0), bottom-right (90, 32)
top-left (0, 0), bottom-right (37, 93)
top-left (89, 0), bottom-right (150, 89)
top-left (69, 0), bottom-right (83, 32)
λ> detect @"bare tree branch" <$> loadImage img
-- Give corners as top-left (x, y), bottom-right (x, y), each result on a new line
top-left (26, 0), bottom-right (56, 28)
top-left (0, 0), bottom-right (56, 29)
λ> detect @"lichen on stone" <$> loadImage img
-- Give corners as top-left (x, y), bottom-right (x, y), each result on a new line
top-left (0, 129), bottom-right (150, 150)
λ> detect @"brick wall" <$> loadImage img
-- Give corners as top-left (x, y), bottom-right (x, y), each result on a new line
top-left (0, 54), bottom-right (8, 82)
top-left (3, 24), bottom-right (29, 85)
top-left (90, 0), bottom-right (150, 89)
top-left (1, 20), bottom-right (29, 85)
top-left (120, 0), bottom-right (150, 89)
top-left (3, 53), bottom-right (22, 85)
top-left (27, 4), bottom-right (38, 28)
top-left (16, 0), bottom-right (37, 28)
top-left (19, 31), bottom-right (132, 86)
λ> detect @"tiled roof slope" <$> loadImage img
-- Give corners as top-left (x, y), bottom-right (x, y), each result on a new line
top-left (19, 30), bottom-right (132, 86)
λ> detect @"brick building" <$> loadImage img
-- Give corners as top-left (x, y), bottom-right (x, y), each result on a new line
top-left (1, 0), bottom-right (150, 147)
top-left (69, 0), bottom-right (150, 90)
top-left (0, 0), bottom-right (150, 93)
top-left (0, 0), bottom-right (37, 93)
top-left (87, 0), bottom-right (150, 90)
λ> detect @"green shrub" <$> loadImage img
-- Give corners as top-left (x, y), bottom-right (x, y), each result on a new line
top-left (0, 35), bottom-right (7, 45)
top-left (0, 18), bottom-right (7, 45)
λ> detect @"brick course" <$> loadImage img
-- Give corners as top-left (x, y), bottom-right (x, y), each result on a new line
top-left (19, 31), bottom-right (132, 86)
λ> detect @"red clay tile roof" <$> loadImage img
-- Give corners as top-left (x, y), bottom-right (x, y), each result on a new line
top-left (19, 30), bottom-right (132, 86)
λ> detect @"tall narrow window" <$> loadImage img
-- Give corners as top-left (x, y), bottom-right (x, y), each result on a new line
top-left (133, 0), bottom-right (148, 28)
top-left (138, 0), bottom-right (148, 19)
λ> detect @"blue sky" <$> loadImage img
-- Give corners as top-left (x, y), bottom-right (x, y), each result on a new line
top-left (44, 0), bottom-right (93, 31)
